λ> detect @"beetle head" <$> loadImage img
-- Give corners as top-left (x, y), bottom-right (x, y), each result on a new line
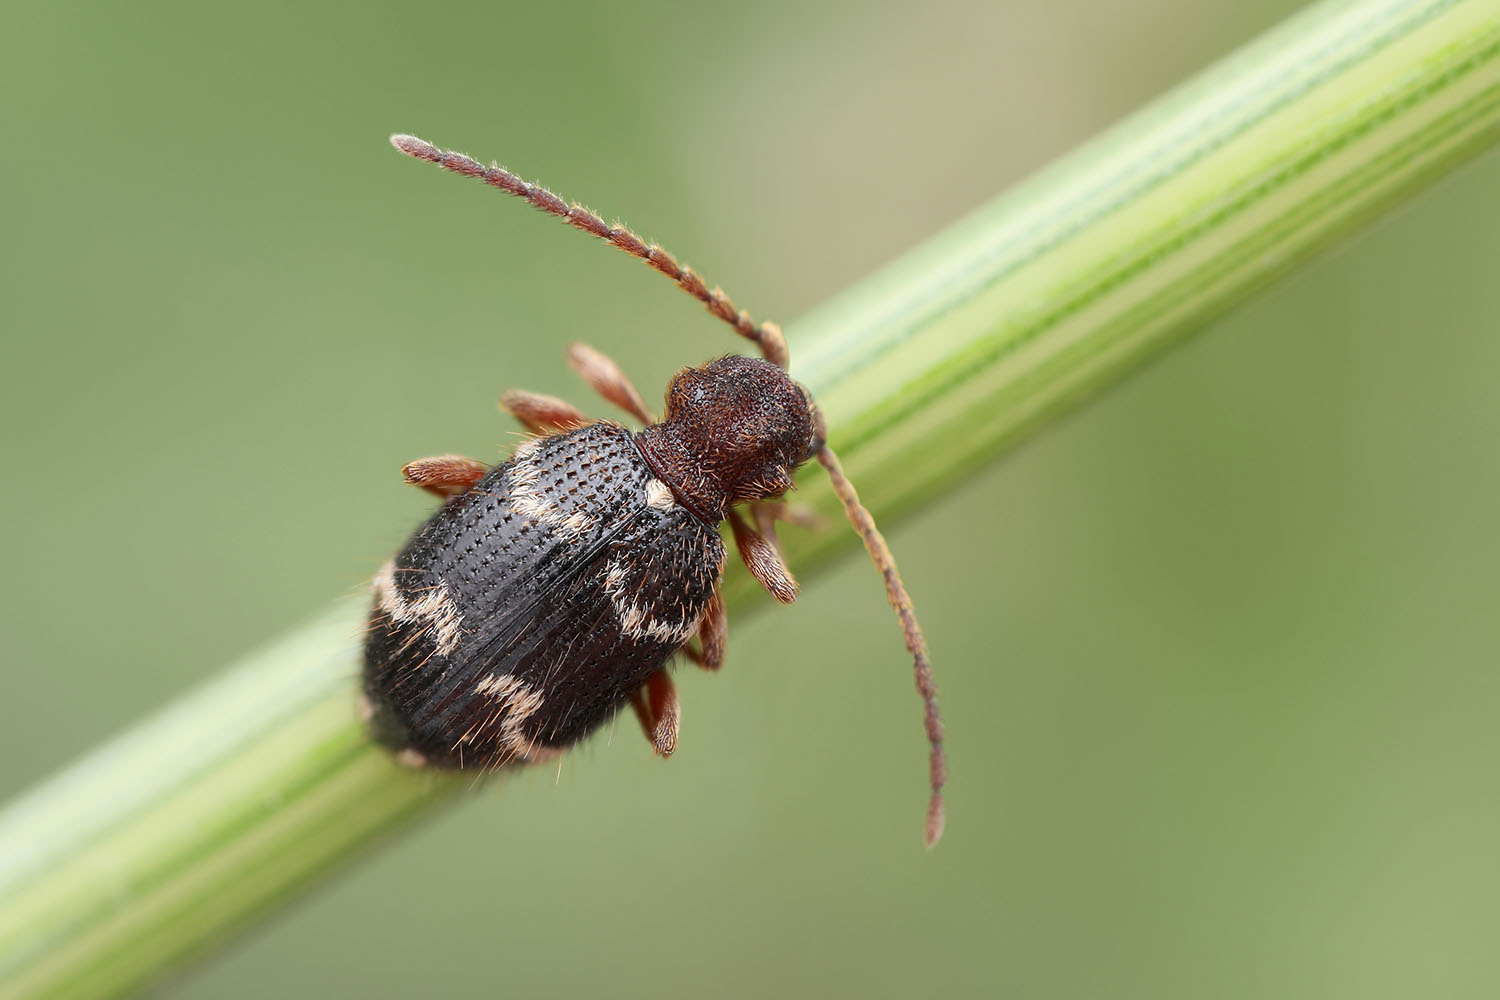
top-left (659, 355), bottom-right (818, 508)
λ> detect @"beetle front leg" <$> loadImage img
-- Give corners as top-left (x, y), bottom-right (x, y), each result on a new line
top-left (728, 509), bottom-right (798, 604)
top-left (402, 455), bottom-right (489, 499)
top-left (755, 500), bottom-right (825, 533)
top-left (567, 342), bottom-right (656, 425)
top-left (630, 669), bottom-right (680, 757)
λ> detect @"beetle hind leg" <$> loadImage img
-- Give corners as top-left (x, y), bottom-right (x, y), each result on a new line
top-left (681, 587), bottom-right (726, 670)
top-left (630, 669), bottom-right (680, 756)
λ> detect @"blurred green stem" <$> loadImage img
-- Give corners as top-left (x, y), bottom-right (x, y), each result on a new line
top-left (3, 0), bottom-right (1500, 995)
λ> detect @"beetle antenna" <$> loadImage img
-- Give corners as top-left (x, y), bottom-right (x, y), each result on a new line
top-left (390, 134), bottom-right (789, 369)
top-left (814, 442), bottom-right (946, 848)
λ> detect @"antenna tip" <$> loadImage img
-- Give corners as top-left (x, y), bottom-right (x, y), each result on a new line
top-left (390, 134), bottom-right (437, 160)
top-left (924, 795), bottom-right (946, 849)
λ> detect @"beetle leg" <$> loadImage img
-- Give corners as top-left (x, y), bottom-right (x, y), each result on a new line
top-left (746, 502), bottom-right (822, 588)
top-left (629, 669), bottom-right (679, 756)
top-left (755, 500), bottom-right (826, 533)
top-left (728, 509), bottom-right (798, 604)
top-left (680, 587), bottom-right (727, 671)
top-left (499, 389), bottom-right (588, 434)
top-left (402, 455), bottom-right (489, 499)
top-left (566, 342), bottom-right (656, 425)
top-left (697, 587), bottom-right (727, 669)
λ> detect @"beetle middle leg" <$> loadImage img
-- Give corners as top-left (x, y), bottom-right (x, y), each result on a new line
top-left (500, 390), bottom-right (588, 434)
top-left (630, 669), bottom-right (680, 756)
top-left (402, 455), bottom-right (489, 499)
top-left (567, 342), bottom-right (656, 425)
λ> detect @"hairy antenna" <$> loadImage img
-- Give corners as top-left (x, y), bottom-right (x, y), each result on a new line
top-left (390, 134), bottom-right (788, 369)
top-left (815, 443), bottom-right (946, 848)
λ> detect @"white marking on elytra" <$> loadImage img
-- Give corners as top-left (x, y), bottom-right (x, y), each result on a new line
top-left (511, 437), bottom-right (544, 463)
top-left (600, 557), bottom-right (702, 645)
top-left (506, 441), bottom-right (597, 539)
top-left (372, 560), bottom-right (465, 656)
top-left (645, 478), bottom-right (675, 511)
top-left (472, 673), bottom-right (561, 761)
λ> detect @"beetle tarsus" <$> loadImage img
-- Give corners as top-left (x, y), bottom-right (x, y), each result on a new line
top-left (630, 670), bottom-right (680, 756)
top-left (728, 509), bottom-right (798, 604)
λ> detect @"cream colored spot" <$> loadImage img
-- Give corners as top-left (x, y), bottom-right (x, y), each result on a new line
top-left (500, 733), bottom-right (562, 763)
top-left (506, 448), bottom-right (596, 539)
top-left (373, 560), bottom-right (466, 656)
top-left (560, 509), bottom-right (594, 535)
top-left (600, 557), bottom-right (702, 645)
top-left (472, 673), bottom-right (559, 761)
top-left (645, 478), bottom-right (675, 511)
top-left (395, 748), bottom-right (428, 768)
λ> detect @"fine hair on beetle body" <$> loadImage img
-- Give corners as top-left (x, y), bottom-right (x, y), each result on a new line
top-left (364, 134), bottom-right (947, 847)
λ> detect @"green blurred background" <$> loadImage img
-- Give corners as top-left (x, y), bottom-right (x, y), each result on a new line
top-left (4, 1), bottom-right (1499, 997)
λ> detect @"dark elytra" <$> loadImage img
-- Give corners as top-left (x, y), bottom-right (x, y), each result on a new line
top-left (365, 135), bottom-right (946, 846)
top-left (364, 421), bottom-right (724, 761)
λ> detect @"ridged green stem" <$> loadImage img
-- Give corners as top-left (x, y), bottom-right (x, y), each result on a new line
top-left (3, 0), bottom-right (1498, 995)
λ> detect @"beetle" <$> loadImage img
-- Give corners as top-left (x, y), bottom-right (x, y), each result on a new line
top-left (364, 135), bottom-right (946, 846)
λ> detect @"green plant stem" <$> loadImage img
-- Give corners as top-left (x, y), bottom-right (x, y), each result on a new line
top-left (2, 0), bottom-right (1499, 995)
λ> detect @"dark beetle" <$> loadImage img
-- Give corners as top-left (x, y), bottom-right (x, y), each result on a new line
top-left (364, 136), bottom-right (946, 846)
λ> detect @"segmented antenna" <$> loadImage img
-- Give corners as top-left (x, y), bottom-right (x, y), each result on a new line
top-left (390, 135), bottom-right (788, 369)
top-left (816, 442), bottom-right (946, 848)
